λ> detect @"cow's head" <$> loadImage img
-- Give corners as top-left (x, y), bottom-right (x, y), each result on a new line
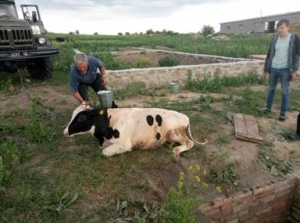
top-left (63, 104), bottom-right (109, 137)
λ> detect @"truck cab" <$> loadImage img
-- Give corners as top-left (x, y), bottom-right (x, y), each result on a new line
top-left (0, 0), bottom-right (59, 79)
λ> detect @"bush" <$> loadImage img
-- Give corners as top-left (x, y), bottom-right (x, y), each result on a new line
top-left (158, 56), bottom-right (180, 67)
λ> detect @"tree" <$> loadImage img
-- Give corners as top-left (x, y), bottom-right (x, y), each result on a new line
top-left (94, 32), bottom-right (98, 35)
top-left (201, 25), bottom-right (215, 37)
top-left (118, 32), bottom-right (123, 36)
top-left (75, 30), bottom-right (80, 35)
top-left (146, 29), bottom-right (154, 35)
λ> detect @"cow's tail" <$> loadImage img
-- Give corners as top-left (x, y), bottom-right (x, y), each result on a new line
top-left (186, 124), bottom-right (208, 145)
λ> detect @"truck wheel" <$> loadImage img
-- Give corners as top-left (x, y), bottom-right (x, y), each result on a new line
top-left (27, 58), bottom-right (53, 79)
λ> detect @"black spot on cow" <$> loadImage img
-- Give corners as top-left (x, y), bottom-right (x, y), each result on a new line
top-left (146, 115), bottom-right (154, 126)
top-left (155, 115), bottom-right (163, 126)
top-left (156, 132), bottom-right (161, 140)
top-left (106, 127), bottom-right (120, 139)
top-left (113, 129), bottom-right (120, 138)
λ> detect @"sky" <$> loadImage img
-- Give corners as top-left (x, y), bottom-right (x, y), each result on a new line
top-left (15, 0), bottom-right (299, 35)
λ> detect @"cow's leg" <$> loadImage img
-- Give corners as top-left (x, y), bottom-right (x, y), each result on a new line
top-left (168, 129), bottom-right (194, 160)
top-left (102, 141), bottom-right (132, 156)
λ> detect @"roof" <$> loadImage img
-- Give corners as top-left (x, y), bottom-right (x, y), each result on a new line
top-left (220, 11), bottom-right (300, 25)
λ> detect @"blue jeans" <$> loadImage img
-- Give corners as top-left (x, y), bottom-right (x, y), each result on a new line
top-left (265, 68), bottom-right (290, 114)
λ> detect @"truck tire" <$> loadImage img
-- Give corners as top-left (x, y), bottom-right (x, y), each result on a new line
top-left (27, 57), bottom-right (53, 79)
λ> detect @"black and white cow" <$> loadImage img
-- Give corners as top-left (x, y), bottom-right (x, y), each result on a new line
top-left (63, 105), bottom-right (207, 159)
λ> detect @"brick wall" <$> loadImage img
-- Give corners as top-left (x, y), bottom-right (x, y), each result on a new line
top-left (289, 177), bottom-right (300, 222)
top-left (202, 177), bottom-right (298, 223)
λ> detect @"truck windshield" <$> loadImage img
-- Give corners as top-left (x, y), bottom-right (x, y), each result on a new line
top-left (0, 3), bottom-right (18, 19)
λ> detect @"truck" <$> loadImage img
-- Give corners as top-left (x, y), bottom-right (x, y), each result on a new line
top-left (0, 0), bottom-right (59, 79)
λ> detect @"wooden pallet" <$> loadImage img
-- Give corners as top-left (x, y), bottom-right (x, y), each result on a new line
top-left (233, 113), bottom-right (263, 143)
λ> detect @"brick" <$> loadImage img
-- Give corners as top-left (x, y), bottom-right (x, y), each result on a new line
top-left (239, 216), bottom-right (258, 223)
top-left (252, 187), bottom-right (265, 195)
top-left (206, 207), bottom-right (221, 217)
top-left (260, 194), bottom-right (276, 204)
top-left (255, 206), bottom-right (272, 216)
top-left (212, 196), bottom-right (227, 208)
top-left (272, 201), bottom-right (289, 210)
top-left (225, 214), bottom-right (239, 222)
top-left (257, 190), bottom-right (274, 198)
top-left (275, 189), bottom-right (291, 199)
top-left (233, 190), bottom-right (252, 201)
top-left (239, 195), bottom-right (256, 205)
top-left (274, 184), bottom-right (292, 193)
top-left (233, 205), bottom-right (243, 214)
top-left (227, 219), bottom-right (238, 223)
top-left (238, 209), bottom-right (249, 217)
top-left (220, 203), bottom-right (233, 211)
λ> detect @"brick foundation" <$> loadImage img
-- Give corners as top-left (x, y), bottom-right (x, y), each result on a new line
top-left (106, 49), bottom-right (264, 90)
top-left (202, 177), bottom-right (300, 223)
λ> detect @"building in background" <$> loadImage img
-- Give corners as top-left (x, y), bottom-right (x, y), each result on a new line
top-left (220, 11), bottom-right (300, 34)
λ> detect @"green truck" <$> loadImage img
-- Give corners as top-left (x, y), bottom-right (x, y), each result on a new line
top-left (0, 0), bottom-right (58, 79)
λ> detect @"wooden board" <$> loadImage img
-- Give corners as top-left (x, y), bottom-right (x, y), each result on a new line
top-left (233, 113), bottom-right (263, 143)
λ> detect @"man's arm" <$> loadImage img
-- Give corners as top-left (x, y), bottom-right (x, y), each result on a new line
top-left (72, 91), bottom-right (85, 103)
top-left (99, 66), bottom-right (108, 85)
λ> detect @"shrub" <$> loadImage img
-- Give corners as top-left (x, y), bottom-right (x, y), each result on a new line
top-left (158, 56), bottom-right (180, 67)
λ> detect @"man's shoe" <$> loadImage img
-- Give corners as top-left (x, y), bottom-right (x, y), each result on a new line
top-left (278, 113), bottom-right (286, 121)
top-left (264, 109), bottom-right (271, 114)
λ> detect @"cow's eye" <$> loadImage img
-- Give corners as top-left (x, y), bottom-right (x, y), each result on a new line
top-left (78, 114), bottom-right (87, 122)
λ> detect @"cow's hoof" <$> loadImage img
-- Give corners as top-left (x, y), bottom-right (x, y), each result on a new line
top-left (173, 148), bottom-right (179, 162)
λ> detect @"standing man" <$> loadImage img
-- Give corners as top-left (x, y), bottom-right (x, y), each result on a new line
top-left (263, 19), bottom-right (300, 121)
top-left (69, 53), bottom-right (117, 108)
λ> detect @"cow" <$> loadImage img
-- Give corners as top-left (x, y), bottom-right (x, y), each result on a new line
top-left (63, 104), bottom-right (207, 160)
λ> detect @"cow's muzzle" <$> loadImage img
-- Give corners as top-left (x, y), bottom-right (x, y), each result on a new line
top-left (63, 128), bottom-right (70, 137)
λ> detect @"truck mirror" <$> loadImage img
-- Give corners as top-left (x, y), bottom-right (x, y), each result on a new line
top-left (32, 11), bottom-right (37, 22)
top-left (24, 12), bottom-right (31, 20)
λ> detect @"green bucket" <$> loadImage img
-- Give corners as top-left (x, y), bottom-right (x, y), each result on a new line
top-left (169, 82), bottom-right (180, 94)
top-left (97, 90), bottom-right (113, 108)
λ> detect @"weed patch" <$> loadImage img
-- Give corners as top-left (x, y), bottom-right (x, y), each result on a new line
top-left (209, 162), bottom-right (239, 185)
top-left (257, 142), bottom-right (294, 176)
top-left (186, 71), bottom-right (265, 93)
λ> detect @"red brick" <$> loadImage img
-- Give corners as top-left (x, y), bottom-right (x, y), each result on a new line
top-left (239, 195), bottom-right (256, 205)
top-left (238, 209), bottom-right (249, 217)
top-left (260, 194), bottom-right (276, 204)
top-left (220, 205), bottom-right (233, 216)
top-left (253, 187), bottom-right (265, 195)
top-left (275, 189), bottom-right (292, 199)
top-left (255, 206), bottom-right (272, 216)
top-left (233, 205), bottom-right (242, 214)
top-left (233, 190), bottom-right (252, 201)
top-left (212, 196), bottom-right (227, 208)
top-left (257, 190), bottom-right (274, 198)
top-left (271, 201), bottom-right (289, 210)
top-left (206, 207), bottom-right (221, 216)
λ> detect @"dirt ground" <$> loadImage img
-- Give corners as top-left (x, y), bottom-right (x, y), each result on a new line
top-left (1, 80), bottom-right (299, 204)
top-left (114, 47), bottom-right (217, 67)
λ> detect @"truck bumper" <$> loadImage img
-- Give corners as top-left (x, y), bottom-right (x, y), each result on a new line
top-left (0, 47), bottom-right (59, 61)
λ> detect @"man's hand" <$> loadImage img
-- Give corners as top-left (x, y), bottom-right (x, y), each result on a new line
top-left (101, 76), bottom-right (108, 86)
top-left (262, 72), bottom-right (268, 80)
top-left (81, 100), bottom-right (92, 110)
top-left (290, 71), bottom-right (297, 81)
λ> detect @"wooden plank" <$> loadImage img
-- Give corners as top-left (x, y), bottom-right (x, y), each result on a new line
top-left (233, 113), bottom-right (263, 143)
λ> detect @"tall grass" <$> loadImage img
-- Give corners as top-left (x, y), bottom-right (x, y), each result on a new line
top-left (49, 33), bottom-right (276, 71)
